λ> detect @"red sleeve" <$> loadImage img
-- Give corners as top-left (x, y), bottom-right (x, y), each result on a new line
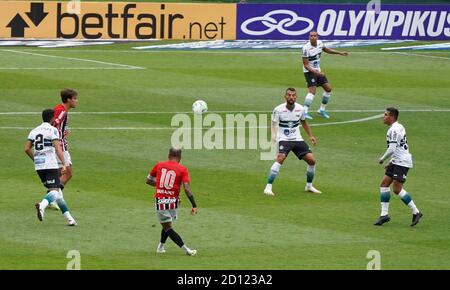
top-left (182, 167), bottom-right (190, 183)
top-left (150, 163), bottom-right (158, 177)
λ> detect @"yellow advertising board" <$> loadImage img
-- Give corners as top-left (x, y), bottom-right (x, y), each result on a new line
top-left (0, 1), bottom-right (236, 40)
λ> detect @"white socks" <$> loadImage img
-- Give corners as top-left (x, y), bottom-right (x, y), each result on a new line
top-left (304, 93), bottom-right (315, 113)
top-left (181, 245), bottom-right (192, 254)
top-left (63, 211), bottom-right (74, 221)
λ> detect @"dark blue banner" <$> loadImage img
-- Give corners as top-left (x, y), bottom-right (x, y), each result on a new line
top-left (237, 4), bottom-right (450, 40)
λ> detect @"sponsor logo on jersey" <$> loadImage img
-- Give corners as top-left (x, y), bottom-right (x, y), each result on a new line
top-left (34, 157), bottom-right (45, 164)
top-left (157, 197), bottom-right (178, 204)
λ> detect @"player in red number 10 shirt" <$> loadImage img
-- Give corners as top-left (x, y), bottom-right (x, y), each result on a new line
top-left (146, 147), bottom-right (198, 256)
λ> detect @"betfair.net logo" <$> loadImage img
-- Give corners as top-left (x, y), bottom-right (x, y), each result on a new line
top-left (3, 1), bottom-right (234, 40)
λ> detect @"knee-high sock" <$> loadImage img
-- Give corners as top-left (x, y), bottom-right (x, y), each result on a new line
top-left (398, 189), bottom-right (419, 214)
top-left (40, 190), bottom-right (58, 210)
top-left (55, 198), bottom-right (69, 214)
top-left (266, 162), bottom-right (282, 190)
top-left (380, 187), bottom-right (391, 216)
top-left (304, 93), bottom-right (315, 113)
top-left (306, 165), bottom-right (315, 186)
top-left (165, 228), bottom-right (185, 248)
top-left (320, 92), bottom-right (331, 110)
top-left (160, 228), bottom-right (169, 244)
top-left (55, 198), bottom-right (74, 220)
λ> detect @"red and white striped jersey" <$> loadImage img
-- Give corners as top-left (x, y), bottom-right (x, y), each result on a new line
top-left (53, 104), bottom-right (69, 151)
top-left (149, 160), bottom-right (190, 210)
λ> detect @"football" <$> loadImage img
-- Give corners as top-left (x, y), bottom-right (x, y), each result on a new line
top-left (192, 100), bottom-right (208, 115)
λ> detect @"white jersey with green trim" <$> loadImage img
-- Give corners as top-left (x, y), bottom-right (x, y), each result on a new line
top-left (302, 40), bottom-right (324, 73)
top-left (272, 103), bottom-right (306, 142)
top-left (27, 122), bottom-right (60, 170)
top-left (386, 121), bottom-right (413, 168)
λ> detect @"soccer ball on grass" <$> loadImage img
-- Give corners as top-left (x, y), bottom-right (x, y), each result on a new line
top-left (192, 100), bottom-right (208, 115)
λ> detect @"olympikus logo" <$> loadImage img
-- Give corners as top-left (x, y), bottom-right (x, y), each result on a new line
top-left (240, 9), bottom-right (450, 38)
top-left (317, 10), bottom-right (450, 37)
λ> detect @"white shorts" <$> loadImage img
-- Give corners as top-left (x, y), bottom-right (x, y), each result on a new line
top-left (156, 209), bottom-right (178, 224)
top-left (58, 151), bottom-right (72, 167)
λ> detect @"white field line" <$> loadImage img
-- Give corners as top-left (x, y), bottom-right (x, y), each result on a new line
top-left (391, 52), bottom-right (450, 60)
top-left (0, 67), bottom-right (143, 70)
top-left (1, 111), bottom-right (447, 130)
top-left (1, 109), bottom-right (449, 116)
top-left (311, 113), bottom-right (383, 126)
top-left (2, 49), bottom-right (145, 69)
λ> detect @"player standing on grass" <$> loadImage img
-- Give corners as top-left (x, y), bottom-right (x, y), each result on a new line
top-left (374, 107), bottom-right (423, 227)
top-left (264, 87), bottom-right (321, 196)
top-left (25, 109), bottom-right (77, 226)
top-left (146, 147), bottom-right (198, 256)
top-left (302, 31), bottom-right (348, 119)
top-left (48, 89), bottom-right (78, 210)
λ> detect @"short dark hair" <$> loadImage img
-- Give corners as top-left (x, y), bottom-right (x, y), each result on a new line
top-left (61, 88), bottom-right (77, 103)
top-left (386, 107), bottom-right (399, 120)
top-left (42, 109), bottom-right (54, 123)
top-left (168, 147), bottom-right (182, 159)
top-left (285, 87), bottom-right (296, 94)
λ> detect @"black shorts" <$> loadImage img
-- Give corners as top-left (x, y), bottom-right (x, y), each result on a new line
top-left (385, 163), bottom-right (410, 183)
top-left (304, 72), bottom-right (328, 88)
top-left (37, 169), bottom-right (60, 189)
top-left (278, 141), bottom-right (312, 160)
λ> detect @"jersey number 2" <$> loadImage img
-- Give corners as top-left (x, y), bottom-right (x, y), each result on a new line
top-left (34, 134), bottom-right (44, 151)
top-left (160, 168), bottom-right (176, 189)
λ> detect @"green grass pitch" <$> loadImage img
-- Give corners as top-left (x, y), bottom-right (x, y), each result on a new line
top-left (0, 41), bottom-right (449, 269)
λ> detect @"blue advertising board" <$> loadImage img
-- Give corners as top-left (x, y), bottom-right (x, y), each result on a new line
top-left (237, 4), bottom-right (450, 40)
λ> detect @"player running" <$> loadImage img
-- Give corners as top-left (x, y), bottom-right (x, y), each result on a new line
top-left (25, 109), bottom-right (77, 226)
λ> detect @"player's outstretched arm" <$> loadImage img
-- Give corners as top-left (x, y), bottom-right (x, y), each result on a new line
top-left (183, 182), bottom-right (198, 215)
top-left (323, 47), bottom-right (348, 56)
